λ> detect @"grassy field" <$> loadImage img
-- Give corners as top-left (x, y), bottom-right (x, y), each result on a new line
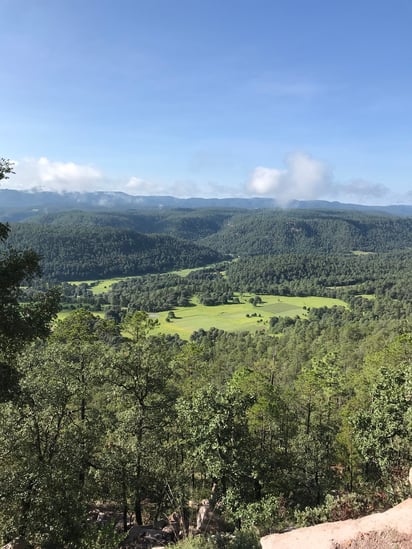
top-left (56, 293), bottom-right (347, 337)
top-left (67, 264), bottom-right (225, 295)
top-left (56, 310), bottom-right (105, 320)
top-left (153, 294), bottom-right (348, 340)
top-left (68, 276), bottom-right (138, 294)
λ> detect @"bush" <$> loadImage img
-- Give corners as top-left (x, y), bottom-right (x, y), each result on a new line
top-left (78, 523), bottom-right (124, 549)
top-left (174, 530), bottom-right (261, 549)
top-left (294, 493), bottom-right (373, 528)
top-left (174, 536), bottom-right (217, 549)
top-left (223, 494), bottom-right (289, 536)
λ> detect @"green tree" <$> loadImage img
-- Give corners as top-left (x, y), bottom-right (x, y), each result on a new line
top-left (0, 158), bottom-right (60, 401)
top-left (350, 335), bottom-right (412, 491)
top-left (0, 309), bottom-right (119, 546)
top-left (0, 342), bottom-right (104, 546)
top-left (0, 231), bottom-right (59, 401)
top-left (102, 313), bottom-right (178, 525)
top-left (0, 158), bottom-right (14, 181)
top-left (177, 383), bottom-right (255, 511)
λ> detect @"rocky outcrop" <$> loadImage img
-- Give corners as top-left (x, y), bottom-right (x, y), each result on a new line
top-left (261, 499), bottom-right (412, 549)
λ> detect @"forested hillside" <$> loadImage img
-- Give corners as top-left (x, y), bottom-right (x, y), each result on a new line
top-left (200, 210), bottom-right (412, 254)
top-left (8, 223), bottom-right (225, 280)
top-left (7, 209), bottom-right (412, 283)
top-left (29, 209), bottom-right (236, 241)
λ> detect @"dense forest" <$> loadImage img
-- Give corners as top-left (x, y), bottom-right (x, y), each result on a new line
top-left (7, 208), bottom-right (412, 283)
top-left (1, 191), bottom-right (412, 548)
top-left (8, 224), bottom-right (225, 280)
top-left (200, 210), bottom-right (412, 255)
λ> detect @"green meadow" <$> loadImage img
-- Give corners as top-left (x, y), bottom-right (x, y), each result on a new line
top-left (67, 265), bottom-right (222, 295)
top-left (56, 310), bottom-right (105, 320)
top-left (64, 275), bottom-right (348, 339)
top-left (68, 276), bottom-right (138, 294)
top-left (153, 294), bottom-right (347, 340)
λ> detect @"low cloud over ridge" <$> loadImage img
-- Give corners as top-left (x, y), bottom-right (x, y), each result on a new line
top-left (248, 152), bottom-right (392, 205)
top-left (2, 154), bottom-right (399, 204)
top-left (7, 157), bottom-right (102, 192)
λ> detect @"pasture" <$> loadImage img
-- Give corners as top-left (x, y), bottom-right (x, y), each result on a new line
top-left (56, 310), bottom-right (104, 320)
top-left (153, 294), bottom-right (347, 339)
top-left (66, 263), bottom-right (225, 294)
top-left (68, 276), bottom-right (138, 294)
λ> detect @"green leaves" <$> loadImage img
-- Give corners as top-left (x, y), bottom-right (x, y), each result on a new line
top-left (350, 335), bottom-right (412, 485)
top-left (0, 158), bottom-right (14, 181)
top-left (0, 223), bottom-right (60, 400)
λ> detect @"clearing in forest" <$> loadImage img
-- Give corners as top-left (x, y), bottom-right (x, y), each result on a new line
top-left (154, 294), bottom-right (347, 339)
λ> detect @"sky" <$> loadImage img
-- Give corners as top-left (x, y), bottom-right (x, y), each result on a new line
top-left (1, 0), bottom-right (412, 204)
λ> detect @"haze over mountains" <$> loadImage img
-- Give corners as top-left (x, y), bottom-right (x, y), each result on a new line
top-left (2, 189), bottom-right (412, 221)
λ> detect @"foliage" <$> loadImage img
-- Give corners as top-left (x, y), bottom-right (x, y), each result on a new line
top-left (8, 223), bottom-right (225, 280)
top-left (349, 335), bottom-right (412, 490)
top-left (174, 535), bottom-right (218, 548)
top-left (79, 523), bottom-right (124, 549)
top-left (201, 209), bottom-right (412, 255)
top-left (294, 492), bottom-right (375, 527)
top-left (4, 190), bottom-right (412, 544)
top-left (174, 531), bottom-right (261, 549)
top-left (0, 158), bottom-right (15, 180)
top-left (0, 222), bottom-right (60, 401)
top-left (229, 495), bottom-right (289, 535)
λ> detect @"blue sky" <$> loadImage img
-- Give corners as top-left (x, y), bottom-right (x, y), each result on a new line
top-left (2, 0), bottom-right (412, 204)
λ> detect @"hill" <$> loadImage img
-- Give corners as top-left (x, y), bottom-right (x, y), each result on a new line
top-left (7, 208), bottom-right (412, 281)
top-left (26, 208), bottom-right (237, 241)
top-left (200, 210), bottom-right (412, 254)
top-left (7, 223), bottom-right (225, 280)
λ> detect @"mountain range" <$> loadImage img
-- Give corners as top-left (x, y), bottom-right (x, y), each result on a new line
top-left (1, 189), bottom-right (412, 220)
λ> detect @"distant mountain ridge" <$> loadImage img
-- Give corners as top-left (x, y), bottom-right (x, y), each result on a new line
top-left (1, 189), bottom-right (412, 220)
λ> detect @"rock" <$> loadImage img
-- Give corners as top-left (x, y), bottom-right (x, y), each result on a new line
top-left (261, 499), bottom-right (412, 549)
top-left (162, 524), bottom-right (177, 541)
top-left (120, 525), bottom-right (171, 548)
top-left (196, 499), bottom-right (210, 531)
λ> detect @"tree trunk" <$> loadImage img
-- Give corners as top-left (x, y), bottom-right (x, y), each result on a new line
top-left (134, 491), bottom-right (143, 525)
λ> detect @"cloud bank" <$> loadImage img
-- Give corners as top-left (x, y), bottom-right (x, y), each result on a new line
top-left (8, 157), bottom-right (103, 192)
top-left (248, 152), bottom-right (392, 205)
top-left (2, 154), bottom-right (399, 205)
top-left (4, 157), bottom-right (201, 198)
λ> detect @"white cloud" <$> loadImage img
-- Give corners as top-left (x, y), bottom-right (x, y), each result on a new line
top-left (248, 152), bottom-right (331, 205)
top-left (125, 176), bottom-right (154, 194)
top-left (2, 157), bottom-right (102, 192)
top-left (2, 156), bottom-right (201, 198)
top-left (248, 152), bottom-right (392, 205)
top-left (3, 154), bottom-right (396, 205)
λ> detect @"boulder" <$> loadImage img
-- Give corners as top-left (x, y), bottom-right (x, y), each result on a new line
top-left (120, 524), bottom-right (173, 548)
top-left (261, 499), bottom-right (412, 549)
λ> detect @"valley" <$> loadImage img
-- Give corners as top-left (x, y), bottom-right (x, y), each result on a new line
top-left (2, 204), bottom-right (412, 548)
